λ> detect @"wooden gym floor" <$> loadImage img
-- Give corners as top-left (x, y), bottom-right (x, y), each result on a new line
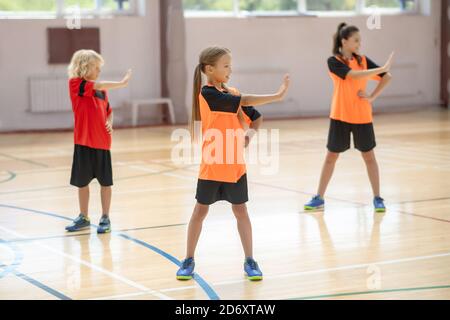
top-left (0, 106), bottom-right (449, 300)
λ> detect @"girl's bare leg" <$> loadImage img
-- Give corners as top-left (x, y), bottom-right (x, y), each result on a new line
top-left (232, 204), bottom-right (253, 258)
top-left (186, 203), bottom-right (210, 258)
top-left (317, 151), bottom-right (340, 197)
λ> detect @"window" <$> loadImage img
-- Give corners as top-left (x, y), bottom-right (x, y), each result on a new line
top-left (64, 0), bottom-right (95, 12)
top-left (366, 0), bottom-right (416, 10)
top-left (183, 0), bottom-right (235, 16)
top-left (240, 0), bottom-right (298, 13)
top-left (183, 0), bottom-right (234, 11)
top-left (183, 0), bottom-right (419, 16)
top-left (63, 0), bottom-right (134, 15)
top-left (306, 0), bottom-right (357, 12)
top-left (0, 0), bottom-right (137, 18)
top-left (0, 0), bottom-right (57, 13)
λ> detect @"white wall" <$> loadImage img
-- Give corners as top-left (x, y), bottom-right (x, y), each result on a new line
top-left (184, 1), bottom-right (441, 118)
top-left (0, 1), bottom-right (161, 132)
top-left (0, 1), bottom-right (442, 131)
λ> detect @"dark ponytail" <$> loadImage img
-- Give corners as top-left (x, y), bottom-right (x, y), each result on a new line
top-left (333, 22), bottom-right (347, 56)
top-left (333, 22), bottom-right (362, 66)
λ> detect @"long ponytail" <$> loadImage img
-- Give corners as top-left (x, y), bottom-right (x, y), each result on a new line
top-left (333, 22), bottom-right (347, 57)
top-left (190, 46), bottom-right (231, 142)
top-left (332, 22), bottom-right (362, 66)
top-left (190, 63), bottom-right (203, 142)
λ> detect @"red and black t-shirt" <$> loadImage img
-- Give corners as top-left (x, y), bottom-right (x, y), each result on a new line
top-left (69, 78), bottom-right (112, 151)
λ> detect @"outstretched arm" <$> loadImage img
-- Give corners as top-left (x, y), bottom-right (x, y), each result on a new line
top-left (94, 69), bottom-right (132, 91)
top-left (240, 74), bottom-right (290, 107)
top-left (348, 52), bottom-right (394, 80)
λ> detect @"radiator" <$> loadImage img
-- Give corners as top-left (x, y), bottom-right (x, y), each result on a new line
top-left (29, 75), bottom-right (70, 112)
top-left (29, 74), bottom-right (131, 113)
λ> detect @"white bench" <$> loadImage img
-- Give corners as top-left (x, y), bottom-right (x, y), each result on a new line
top-left (131, 98), bottom-right (176, 126)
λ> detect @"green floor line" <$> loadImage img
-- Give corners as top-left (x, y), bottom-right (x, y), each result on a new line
top-left (289, 285), bottom-right (450, 300)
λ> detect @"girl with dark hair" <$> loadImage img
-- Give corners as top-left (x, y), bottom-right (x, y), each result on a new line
top-left (305, 23), bottom-right (394, 213)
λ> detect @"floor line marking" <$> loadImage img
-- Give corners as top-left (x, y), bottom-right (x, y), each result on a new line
top-left (0, 224), bottom-right (173, 300)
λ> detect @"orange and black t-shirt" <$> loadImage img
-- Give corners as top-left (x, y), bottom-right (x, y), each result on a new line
top-left (198, 85), bottom-right (261, 183)
top-left (328, 55), bottom-right (386, 124)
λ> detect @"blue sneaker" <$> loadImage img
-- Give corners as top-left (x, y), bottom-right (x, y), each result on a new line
top-left (97, 216), bottom-right (111, 234)
top-left (177, 258), bottom-right (195, 280)
top-left (244, 257), bottom-right (263, 281)
top-left (65, 214), bottom-right (90, 232)
top-left (374, 197), bottom-right (386, 213)
top-left (304, 195), bottom-right (325, 211)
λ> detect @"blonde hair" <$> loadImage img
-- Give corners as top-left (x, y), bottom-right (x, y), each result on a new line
top-left (191, 46), bottom-right (232, 141)
top-left (68, 49), bottom-right (104, 79)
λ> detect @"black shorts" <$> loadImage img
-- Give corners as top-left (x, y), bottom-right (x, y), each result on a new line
top-left (195, 174), bottom-right (248, 205)
top-left (327, 119), bottom-right (376, 153)
top-left (70, 145), bottom-right (113, 188)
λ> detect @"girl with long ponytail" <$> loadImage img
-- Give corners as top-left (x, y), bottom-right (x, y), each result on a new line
top-left (304, 23), bottom-right (394, 213)
top-left (178, 46), bottom-right (290, 282)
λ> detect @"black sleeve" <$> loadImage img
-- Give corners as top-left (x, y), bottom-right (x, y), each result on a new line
top-left (242, 106), bottom-right (262, 122)
top-left (201, 86), bottom-right (241, 113)
top-left (366, 56), bottom-right (386, 78)
top-left (327, 57), bottom-right (352, 80)
top-left (78, 80), bottom-right (95, 97)
top-left (94, 90), bottom-right (107, 101)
